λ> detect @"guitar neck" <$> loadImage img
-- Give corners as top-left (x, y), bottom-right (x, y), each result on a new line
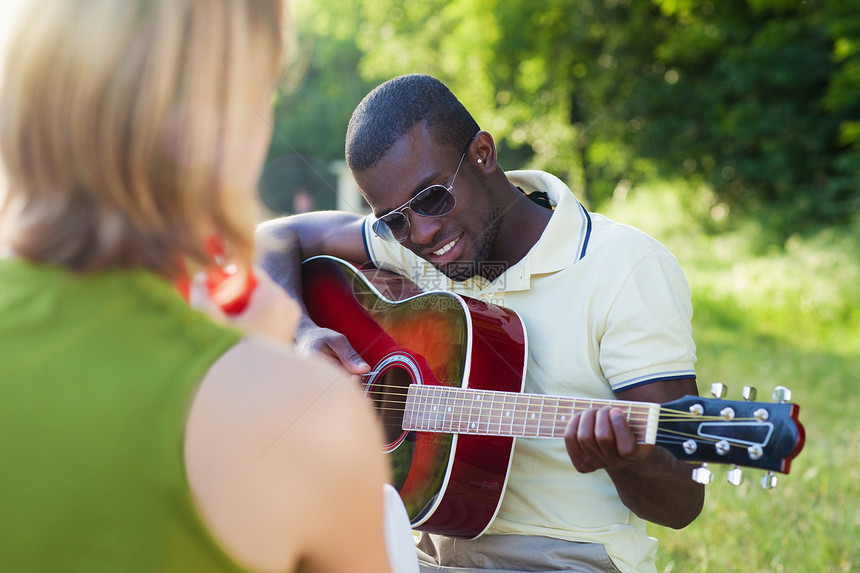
top-left (403, 384), bottom-right (660, 444)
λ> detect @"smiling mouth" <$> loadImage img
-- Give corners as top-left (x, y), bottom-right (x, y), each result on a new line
top-left (433, 238), bottom-right (458, 257)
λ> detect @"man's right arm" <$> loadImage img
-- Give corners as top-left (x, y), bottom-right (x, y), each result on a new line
top-left (255, 211), bottom-right (372, 373)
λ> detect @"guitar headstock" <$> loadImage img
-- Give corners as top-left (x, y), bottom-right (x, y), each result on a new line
top-left (659, 384), bottom-right (805, 489)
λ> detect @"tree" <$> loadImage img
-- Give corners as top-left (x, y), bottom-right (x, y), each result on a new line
top-left (271, 0), bottom-right (859, 236)
top-left (261, 0), bottom-right (378, 214)
top-left (629, 0), bottom-right (859, 236)
top-left (348, 0), bottom-right (859, 237)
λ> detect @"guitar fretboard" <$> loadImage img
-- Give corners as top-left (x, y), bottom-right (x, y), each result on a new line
top-left (403, 384), bottom-right (660, 444)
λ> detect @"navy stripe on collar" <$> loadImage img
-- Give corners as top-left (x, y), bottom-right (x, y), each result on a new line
top-left (578, 202), bottom-right (592, 260)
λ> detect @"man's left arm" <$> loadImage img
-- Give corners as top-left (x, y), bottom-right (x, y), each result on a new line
top-left (565, 240), bottom-right (705, 528)
top-left (565, 377), bottom-right (705, 529)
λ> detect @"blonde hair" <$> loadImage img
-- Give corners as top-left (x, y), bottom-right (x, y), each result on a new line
top-left (0, 0), bottom-right (287, 276)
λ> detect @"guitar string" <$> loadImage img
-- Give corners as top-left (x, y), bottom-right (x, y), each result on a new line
top-left (362, 383), bottom-right (758, 426)
top-left (362, 384), bottom-right (761, 449)
top-left (370, 401), bottom-right (756, 450)
top-left (363, 382), bottom-right (759, 422)
top-left (375, 414), bottom-right (759, 451)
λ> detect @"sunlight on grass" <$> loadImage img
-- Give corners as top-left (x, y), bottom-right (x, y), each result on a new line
top-left (605, 184), bottom-right (860, 572)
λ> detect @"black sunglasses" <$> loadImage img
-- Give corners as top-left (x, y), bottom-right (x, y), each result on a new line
top-left (371, 136), bottom-right (475, 243)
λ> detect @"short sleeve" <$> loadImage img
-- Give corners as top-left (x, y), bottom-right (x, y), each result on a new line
top-left (599, 248), bottom-right (697, 391)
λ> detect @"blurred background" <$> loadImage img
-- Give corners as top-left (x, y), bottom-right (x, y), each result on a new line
top-left (260, 1), bottom-right (859, 571)
top-left (261, 0), bottom-right (859, 239)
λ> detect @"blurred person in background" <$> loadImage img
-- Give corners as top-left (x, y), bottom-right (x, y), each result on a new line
top-left (0, 1), bottom-right (398, 571)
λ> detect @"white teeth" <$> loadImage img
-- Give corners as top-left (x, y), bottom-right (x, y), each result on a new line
top-left (433, 239), bottom-right (457, 256)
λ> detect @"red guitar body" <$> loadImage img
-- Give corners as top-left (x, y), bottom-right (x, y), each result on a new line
top-left (302, 256), bottom-right (527, 538)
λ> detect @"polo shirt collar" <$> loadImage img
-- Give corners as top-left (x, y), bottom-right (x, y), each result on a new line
top-left (473, 170), bottom-right (591, 293)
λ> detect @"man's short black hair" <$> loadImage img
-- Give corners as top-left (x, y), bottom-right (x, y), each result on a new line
top-left (345, 74), bottom-right (480, 172)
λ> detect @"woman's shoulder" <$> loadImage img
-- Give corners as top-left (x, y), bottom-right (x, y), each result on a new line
top-left (190, 336), bottom-right (382, 467)
top-left (183, 337), bottom-right (389, 572)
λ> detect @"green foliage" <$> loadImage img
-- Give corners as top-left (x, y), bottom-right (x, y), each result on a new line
top-left (350, 0), bottom-right (662, 207)
top-left (260, 0), bottom-right (378, 214)
top-left (630, 0), bottom-right (859, 241)
top-left (270, 0), bottom-right (860, 236)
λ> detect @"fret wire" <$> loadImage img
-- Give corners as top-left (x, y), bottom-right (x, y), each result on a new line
top-left (417, 385), bottom-right (426, 430)
top-left (438, 385), bottom-right (447, 431)
top-left (424, 386), bottom-right (436, 428)
top-left (426, 385), bottom-right (435, 430)
top-left (537, 395), bottom-right (546, 437)
top-left (456, 387), bottom-right (466, 433)
top-left (423, 385), bottom-right (432, 431)
top-left (468, 388), bottom-right (477, 434)
top-left (521, 394), bottom-right (531, 437)
top-left (509, 393), bottom-right (519, 436)
top-left (502, 392), bottom-right (512, 435)
top-left (414, 385), bottom-right (424, 430)
top-left (423, 385), bottom-right (431, 431)
top-left (478, 391), bottom-right (488, 434)
top-left (405, 385), bottom-right (416, 430)
top-left (524, 394), bottom-right (533, 437)
top-left (442, 384), bottom-right (446, 429)
top-left (540, 396), bottom-right (552, 438)
top-left (410, 385), bottom-right (420, 430)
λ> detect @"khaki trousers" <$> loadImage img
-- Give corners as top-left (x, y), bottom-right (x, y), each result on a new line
top-left (416, 533), bottom-right (623, 573)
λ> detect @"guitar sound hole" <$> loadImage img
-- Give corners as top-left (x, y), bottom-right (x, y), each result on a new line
top-left (369, 367), bottom-right (412, 446)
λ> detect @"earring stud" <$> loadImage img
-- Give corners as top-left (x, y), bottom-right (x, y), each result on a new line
top-left (477, 158), bottom-right (483, 164)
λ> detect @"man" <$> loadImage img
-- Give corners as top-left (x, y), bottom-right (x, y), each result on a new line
top-left (257, 74), bottom-right (704, 573)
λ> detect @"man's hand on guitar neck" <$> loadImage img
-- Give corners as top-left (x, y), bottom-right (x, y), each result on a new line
top-left (563, 378), bottom-right (705, 530)
top-left (564, 406), bottom-right (655, 474)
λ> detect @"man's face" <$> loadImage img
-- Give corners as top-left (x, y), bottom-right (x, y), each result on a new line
top-left (355, 124), bottom-right (501, 281)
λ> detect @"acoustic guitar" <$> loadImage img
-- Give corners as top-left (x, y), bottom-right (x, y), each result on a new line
top-left (302, 255), bottom-right (805, 538)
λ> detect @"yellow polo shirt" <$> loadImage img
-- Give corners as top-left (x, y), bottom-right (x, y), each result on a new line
top-left (363, 170), bottom-right (697, 573)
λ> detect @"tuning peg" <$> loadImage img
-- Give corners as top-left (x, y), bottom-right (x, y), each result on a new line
top-left (726, 465), bottom-right (743, 485)
top-left (772, 386), bottom-right (791, 403)
top-left (742, 386), bottom-right (757, 401)
top-left (747, 444), bottom-right (764, 460)
top-left (710, 382), bottom-right (727, 399)
top-left (761, 471), bottom-right (778, 489)
top-left (692, 463), bottom-right (714, 485)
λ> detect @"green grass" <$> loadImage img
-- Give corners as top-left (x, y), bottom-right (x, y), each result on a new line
top-left (604, 185), bottom-right (860, 572)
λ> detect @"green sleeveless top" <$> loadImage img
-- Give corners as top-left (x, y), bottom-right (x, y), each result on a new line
top-left (0, 259), bottom-right (251, 572)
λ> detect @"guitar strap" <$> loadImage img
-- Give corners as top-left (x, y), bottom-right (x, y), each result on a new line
top-left (519, 187), bottom-right (555, 210)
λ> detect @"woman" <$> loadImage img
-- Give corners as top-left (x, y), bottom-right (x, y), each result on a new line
top-left (0, 1), bottom-right (394, 571)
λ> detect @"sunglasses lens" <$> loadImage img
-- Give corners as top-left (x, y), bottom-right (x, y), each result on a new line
top-left (412, 185), bottom-right (456, 216)
top-left (372, 186), bottom-right (456, 243)
top-left (373, 213), bottom-right (409, 242)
